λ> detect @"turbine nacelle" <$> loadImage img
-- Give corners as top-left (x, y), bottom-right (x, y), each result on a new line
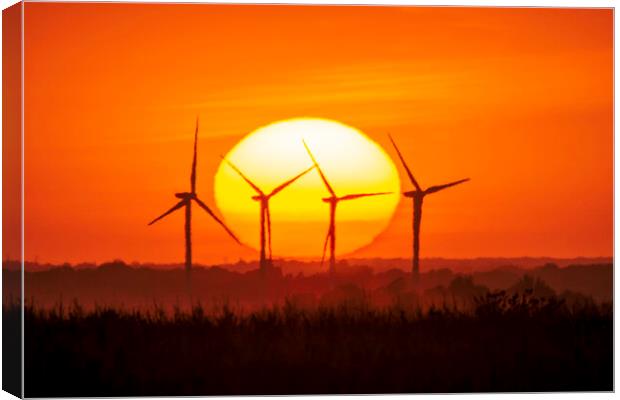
top-left (403, 190), bottom-right (421, 198)
top-left (303, 139), bottom-right (392, 272)
top-left (175, 192), bottom-right (195, 199)
top-left (221, 155), bottom-right (314, 269)
top-left (388, 133), bottom-right (470, 280)
top-left (148, 117), bottom-right (241, 275)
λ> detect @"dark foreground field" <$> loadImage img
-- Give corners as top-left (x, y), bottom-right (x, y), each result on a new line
top-left (18, 291), bottom-right (612, 396)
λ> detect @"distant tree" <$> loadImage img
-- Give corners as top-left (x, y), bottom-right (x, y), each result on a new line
top-left (320, 283), bottom-right (367, 308)
top-left (98, 260), bottom-right (130, 272)
top-left (507, 274), bottom-right (556, 298)
top-left (540, 262), bottom-right (559, 270)
top-left (559, 290), bottom-right (595, 309)
top-left (448, 275), bottom-right (489, 309)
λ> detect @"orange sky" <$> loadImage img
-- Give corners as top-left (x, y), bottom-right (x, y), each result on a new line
top-left (19, 4), bottom-right (612, 264)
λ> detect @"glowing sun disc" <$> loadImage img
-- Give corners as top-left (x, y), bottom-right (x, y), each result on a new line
top-left (214, 117), bottom-right (401, 258)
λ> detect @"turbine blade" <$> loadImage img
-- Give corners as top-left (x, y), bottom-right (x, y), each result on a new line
top-left (148, 200), bottom-right (186, 225)
top-left (388, 134), bottom-right (422, 191)
top-left (221, 156), bottom-right (264, 196)
top-left (425, 178), bottom-right (470, 195)
top-left (190, 117), bottom-right (199, 193)
top-left (302, 140), bottom-right (336, 197)
top-left (268, 165), bottom-right (315, 197)
top-left (339, 192), bottom-right (392, 201)
top-left (193, 197), bottom-right (241, 244)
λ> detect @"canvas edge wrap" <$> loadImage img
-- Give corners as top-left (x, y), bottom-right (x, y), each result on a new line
top-left (2, 2), bottom-right (23, 398)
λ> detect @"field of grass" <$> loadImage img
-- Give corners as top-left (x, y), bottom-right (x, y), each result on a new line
top-left (17, 290), bottom-right (612, 396)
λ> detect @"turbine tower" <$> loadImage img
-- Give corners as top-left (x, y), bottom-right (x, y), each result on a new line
top-left (388, 134), bottom-right (469, 281)
top-left (303, 140), bottom-right (391, 276)
top-left (148, 118), bottom-right (240, 283)
top-left (221, 157), bottom-right (314, 273)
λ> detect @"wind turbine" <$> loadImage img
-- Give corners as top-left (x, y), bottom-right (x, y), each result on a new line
top-left (148, 118), bottom-right (240, 282)
top-left (388, 134), bottom-right (469, 281)
top-left (303, 140), bottom-right (391, 276)
top-left (221, 157), bottom-right (314, 272)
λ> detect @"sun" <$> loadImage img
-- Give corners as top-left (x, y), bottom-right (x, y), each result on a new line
top-left (214, 117), bottom-right (401, 258)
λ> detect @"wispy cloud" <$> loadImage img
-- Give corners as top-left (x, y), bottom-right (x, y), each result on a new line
top-left (182, 60), bottom-right (472, 128)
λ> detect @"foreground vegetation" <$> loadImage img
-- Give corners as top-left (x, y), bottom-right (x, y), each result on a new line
top-left (16, 290), bottom-right (612, 396)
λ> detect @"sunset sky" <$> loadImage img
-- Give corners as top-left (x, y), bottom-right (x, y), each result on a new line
top-left (17, 4), bottom-right (612, 264)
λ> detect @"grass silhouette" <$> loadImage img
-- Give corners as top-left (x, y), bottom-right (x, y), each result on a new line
top-left (18, 289), bottom-right (612, 396)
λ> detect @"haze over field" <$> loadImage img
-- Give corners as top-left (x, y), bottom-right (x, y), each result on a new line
top-left (6, 259), bottom-right (612, 311)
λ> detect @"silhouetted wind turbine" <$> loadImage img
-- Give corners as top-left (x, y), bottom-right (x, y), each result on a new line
top-left (303, 140), bottom-right (391, 276)
top-left (148, 119), bottom-right (240, 282)
top-left (388, 134), bottom-right (469, 281)
top-left (221, 157), bottom-right (314, 272)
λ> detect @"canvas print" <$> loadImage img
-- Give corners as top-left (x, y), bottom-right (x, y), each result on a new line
top-left (2, 2), bottom-right (613, 397)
